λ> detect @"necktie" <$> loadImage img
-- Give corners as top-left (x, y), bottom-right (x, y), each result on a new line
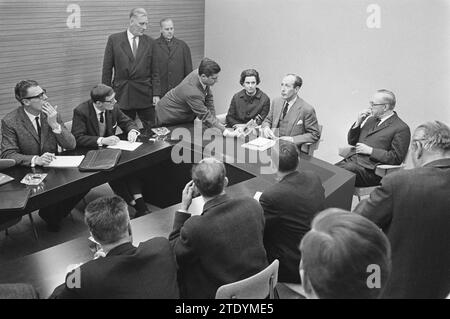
top-left (281, 101), bottom-right (289, 120)
top-left (35, 116), bottom-right (41, 139)
top-left (99, 112), bottom-right (105, 123)
top-left (132, 36), bottom-right (138, 58)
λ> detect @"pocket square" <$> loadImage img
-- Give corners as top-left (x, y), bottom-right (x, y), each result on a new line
top-left (296, 119), bottom-right (303, 125)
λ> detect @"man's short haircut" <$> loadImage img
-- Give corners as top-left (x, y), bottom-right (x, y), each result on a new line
top-left (239, 69), bottom-right (260, 86)
top-left (90, 84), bottom-right (114, 103)
top-left (14, 79), bottom-right (39, 104)
top-left (159, 17), bottom-right (173, 27)
top-left (192, 157), bottom-right (226, 197)
top-left (272, 141), bottom-right (299, 173)
top-left (300, 208), bottom-right (391, 299)
top-left (377, 89), bottom-right (396, 109)
top-left (198, 58), bottom-right (221, 77)
top-left (85, 196), bottom-right (130, 245)
top-left (129, 7), bottom-right (147, 19)
top-left (286, 74), bottom-right (303, 89)
top-left (413, 121), bottom-right (450, 152)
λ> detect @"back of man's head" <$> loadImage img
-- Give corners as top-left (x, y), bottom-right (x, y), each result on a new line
top-left (198, 58), bottom-right (221, 77)
top-left (300, 208), bottom-right (391, 299)
top-left (192, 157), bottom-right (226, 197)
top-left (411, 121), bottom-right (450, 167)
top-left (272, 141), bottom-right (299, 173)
top-left (90, 83), bottom-right (114, 103)
top-left (85, 196), bottom-right (130, 245)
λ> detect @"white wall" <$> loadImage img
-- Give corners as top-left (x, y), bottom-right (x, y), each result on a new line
top-left (205, 0), bottom-right (450, 164)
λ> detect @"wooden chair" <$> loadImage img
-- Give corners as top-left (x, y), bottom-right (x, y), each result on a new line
top-left (301, 124), bottom-right (323, 156)
top-left (215, 259), bottom-right (279, 299)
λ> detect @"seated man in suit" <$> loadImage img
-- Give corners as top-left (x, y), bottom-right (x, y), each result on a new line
top-left (51, 196), bottom-right (179, 299)
top-left (71, 84), bottom-right (149, 217)
top-left (336, 89), bottom-right (410, 187)
top-left (169, 158), bottom-right (268, 298)
top-left (1, 80), bottom-right (85, 232)
top-left (260, 141), bottom-right (325, 283)
top-left (261, 74), bottom-right (320, 153)
top-left (354, 121), bottom-right (450, 299)
top-left (155, 57), bottom-right (226, 132)
top-left (300, 208), bottom-right (391, 299)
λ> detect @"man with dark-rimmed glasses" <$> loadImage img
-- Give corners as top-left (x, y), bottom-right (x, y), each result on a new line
top-left (336, 89), bottom-right (410, 187)
top-left (1, 79), bottom-right (86, 231)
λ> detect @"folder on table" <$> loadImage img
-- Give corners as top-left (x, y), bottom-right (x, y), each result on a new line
top-left (79, 149), bottom-right (122, 171)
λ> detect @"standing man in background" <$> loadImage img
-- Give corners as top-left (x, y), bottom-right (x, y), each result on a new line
top-left (102, 8), bottom-right (160, 132)
top-left (156, 18), bottom-right (193, 98)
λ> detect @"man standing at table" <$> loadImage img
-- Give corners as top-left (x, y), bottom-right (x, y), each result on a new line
top-left (1, 80), bottom-right (85, 232)
top-left (71, 84), bottom-right (150, 217)
top-left (155, 18), bottom-right (193, 98)
top-left (261, 74), bottom-right (320, 153)
top-left (102, 8), bottom-right (160, 132)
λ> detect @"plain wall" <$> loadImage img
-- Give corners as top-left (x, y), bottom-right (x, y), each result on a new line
top-left (205, 0), bottom-right (450, 164)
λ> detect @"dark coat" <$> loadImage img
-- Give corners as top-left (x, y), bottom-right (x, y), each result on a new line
top-left (355, 158), bottom-right (450, 298)
top-left (169, 194), bottom-right (268, 299)
top-left (51, 238), bottom-right (179, 299)
top-left (102, 31), bottom-right (160, 110)
top-left (226, 88), bottom-right (270, 127)
top-left (345, 112), bottom-right (411, 169)
top-left (71, 100), bottom-right (138, 148)
top-left (155, 35), bottom-right (193, 97)
top-left (260, 171), bottom-right (325, 283)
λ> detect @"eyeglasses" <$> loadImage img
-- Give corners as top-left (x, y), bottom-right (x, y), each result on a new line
top-left (103, 97), bottom-right (116, 104)
top-left (369, 102), bottom-right (386, 107)
top-left (24, 89), bottom-right (47, 100)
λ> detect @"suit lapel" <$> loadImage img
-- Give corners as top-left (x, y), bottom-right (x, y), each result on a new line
top-left (119, 31), bottom-right (135, 63)
top-left (273, 99), bottom-right (283, 128)
top-left (134, 35), bottom-right (148, 64)
top-left (366, 113), bottom-right (398, 136)
top-left (105, 110), bottom-right (114, 136)
top-left (39, 113), bottom-right (50, 152)
top-left (285, 98), bottom-right (302, 132)
top-left (88, 102), bottom-right (100, 136)
top-left (157, 36), bottom-right (170, 56)
top-left (18, 107), bottom-right (40, 144)
top-left (168, 38), bottom-right (179, 58)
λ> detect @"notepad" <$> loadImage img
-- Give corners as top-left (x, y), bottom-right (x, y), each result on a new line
top-left (45, 156), bottom-right (85, 168)
top-left (108, 141), bottom-right (142, 151)
top-left (242, 137), bottom-right (276, 151)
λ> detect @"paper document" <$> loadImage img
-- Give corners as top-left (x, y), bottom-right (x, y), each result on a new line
top-left (242, 137), bottom-right (276, 151)
top-left (45, 156), bottom-right (85, 168)
top-left (188, 196), bottom-right (205, 216)
top-left (108, 141), bottom-right (142, 151)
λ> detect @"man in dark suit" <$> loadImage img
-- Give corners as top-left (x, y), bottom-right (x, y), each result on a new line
top-left (155, 18), bottom-right (193, 97)
top-left (354, 121), bottom-right (450, 299)
top-left (260, 141), bottom-right (325, 283)
top-left (51, 196), bottom-right (179, 299)
top-left (261, 74), bottom-right (321, 153)
top-left (155, 58), bottom-right (226, 132)
top-left (336, 89), bottom-right (411, 186)
top-left (1, 80), bottom-right (85, 231)
top-left (102, 8), bottom-right (160, 132)
top-left (169, 158), bottom-right (268, 298)
top-left (71, 84), bottom-right (150, 217)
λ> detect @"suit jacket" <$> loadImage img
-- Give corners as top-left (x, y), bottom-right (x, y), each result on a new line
top-left (155, 35), bottom-right (193, 97)
top-left (226, 88), bottom-right (270, 127)
top-left (0, 283), bottom-right (39, 299)
top-left (51, 237), bottom-right (179, 299)
top-left (345, 112), bottom-right (411, 169)
top-left (169, 194), bottom-right (268, 299)
top-left (1, 106), bottom-right (75, 166)
top-left (354, 158), bottom-right (450, 299)
top-left (260, 171), bottom-right (325, 283)
top-left (102, 31), bottom-right (161, 109)
top-left (155, 70), bottom-right (223, 130)
top-left (262, 96), bottom-right (320, 146)
top-left (71, 100), bottom-right (138, 148)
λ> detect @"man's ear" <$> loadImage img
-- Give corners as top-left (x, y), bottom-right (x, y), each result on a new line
top-left (21, 99), bottom-right (30, 106)
top-left (415, 141), bottom-right (424, 159)
top-left (224, 177), bottom-right (229, 188)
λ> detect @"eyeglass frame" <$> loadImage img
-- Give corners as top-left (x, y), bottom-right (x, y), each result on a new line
top-left (23, 89), bottom-right (47, 100)
top-left (369, 101), bottom-right (388, 107)
top-left (102, 96), bottom-right (116, 104)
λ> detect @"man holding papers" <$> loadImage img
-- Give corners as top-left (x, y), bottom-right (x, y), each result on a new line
top-left (1, 80), bottom-right (85, 231)
top-left (72, 84), bottom-right (150, 217)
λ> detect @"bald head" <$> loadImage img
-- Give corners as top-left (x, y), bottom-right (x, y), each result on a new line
top-left (192, 158), bottom-right (227, 197)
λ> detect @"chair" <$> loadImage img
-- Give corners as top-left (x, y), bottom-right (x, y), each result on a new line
top-left (215, 259), bottom-right (279, 299)
top-left (301, 124), bottom-right (323, 156)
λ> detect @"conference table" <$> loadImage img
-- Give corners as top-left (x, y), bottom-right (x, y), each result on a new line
top-left (0, 122), bottom-right (355, 297)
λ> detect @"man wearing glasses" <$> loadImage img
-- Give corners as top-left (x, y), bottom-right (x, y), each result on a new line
top-left (1, 79), bottom-right (85, 231)
top-left (71, 84), bottom-right (150, 217)
top-left (336, 89), bottom-right (410, 187)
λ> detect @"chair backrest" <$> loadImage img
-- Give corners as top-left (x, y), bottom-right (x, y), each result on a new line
top-left (301, 124), bottom-right (323, 156)
top-left (215, 259), bottom-right (279, 299)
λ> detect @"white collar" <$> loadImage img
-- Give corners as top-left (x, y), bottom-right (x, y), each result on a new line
top-left (24, 108), bottom-right (40, 122)
top-left (92, 104), bottom-right (105, 115)
top-left (127, 29), bottom-right (137, 41)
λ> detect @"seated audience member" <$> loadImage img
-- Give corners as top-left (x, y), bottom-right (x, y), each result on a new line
top-left (225, 69), bottom-right (270, 128)
top-left (299, 208), bottom-right (391, 299)
top-left (260, 141), bottom-right (325, 283)
top-left (71, 84), bottom-right (150, 217)
top-left (1, 80), bottom-right (85, 232)
top-left (261, 74), bottom-right (320, 152)
top-left (155, 57), bottom-right (226, 132)
top-left (51, 196), bottom-right (179, 299)
top-left (336, 89), bottom-right (410, 187)
top-left (169, 158), bottom-right (268, 298)
top-left (354, 121), bottom-right (450, 299)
